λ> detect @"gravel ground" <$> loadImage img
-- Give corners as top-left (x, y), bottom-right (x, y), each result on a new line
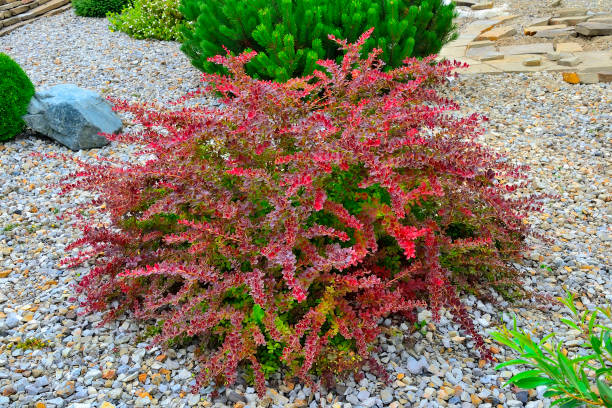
top-left (0, 8), bottom-right (611, 408)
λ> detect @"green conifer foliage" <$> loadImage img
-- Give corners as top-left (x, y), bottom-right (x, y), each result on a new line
top-left (180, 0), bottom-right (457, 81)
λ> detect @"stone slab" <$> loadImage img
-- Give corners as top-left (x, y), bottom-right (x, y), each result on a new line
top-left (454, 0), bottom-right (478, 6)
top-left (554, 8), bottom-right (587, 18)
top-left (471, 2), bottom-right (493, 10)
top-left (466, 40), bottom-right (495, 49)
top-left (598, 71), bottom-right (612, 83)
top-left (525, 24), bottom-right (567, 35)
top-left (18, 0), bottom-right (68, 20)
top-left (534, 27), bottom-right (577, 38)
top-left (9, 4), bottom-right (29, 14)
top-left (555, 42), bottom-right (583, 53)
top-left (479, 53), bottom-right (504, 61)
top-left (575, 22), bottom-right (612, 36)
top-left (438, 46), bottom-right (465, 58)
top-left (577, 72), bottom-right (599, 84)
top-left (486, 54), bottom-right (561, 73)
top-left (587, 17), bottom-right (612, 24)
top-left (558, 56), bottom-right (582, 66)
top-left (466, 45), bottom-right (497, 57)
top-left (550, 16), bottom-right (589, 26)
top-left (461, 63), bottom-right (503, 74)
top-left (523, 57), bottom-right (542, 66)
top-left (526, 17), bottom-right (552, 27)
top-left (499, 43), bottom-right (555, 55)
top-left (476, 26), bottom-right (517, 41)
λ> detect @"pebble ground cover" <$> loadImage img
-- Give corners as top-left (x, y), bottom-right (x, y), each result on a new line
top-left (0, 5), bottom-right (610, 408)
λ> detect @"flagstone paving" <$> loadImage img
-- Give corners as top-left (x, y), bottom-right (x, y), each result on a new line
top-left (444, 1), bottom-right (612, 83)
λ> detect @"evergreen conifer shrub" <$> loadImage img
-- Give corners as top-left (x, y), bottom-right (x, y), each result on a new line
top-left (180, 0), bottom-right (457, 81)
top-left (58, 32), bottom-right (540, 395)
top-left (0, 53), bottom-right (35, 142)
top-left (72, 0), bottom-right (129, 17)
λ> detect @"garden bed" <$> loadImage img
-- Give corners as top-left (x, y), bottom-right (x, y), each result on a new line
top-left (0, 9), bottom-right (610, 408)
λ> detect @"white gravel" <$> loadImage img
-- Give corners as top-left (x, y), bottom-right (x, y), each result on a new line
top-left (0, 8), bottom-right (610, 408)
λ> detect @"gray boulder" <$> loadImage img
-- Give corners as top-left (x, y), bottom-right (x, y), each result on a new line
top-left (23, 84), bottom-right (122, 150)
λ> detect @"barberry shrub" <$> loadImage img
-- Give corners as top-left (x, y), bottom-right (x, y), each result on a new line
top-left (61, 31), bottom-right (538, 395)
top-left (180, 0), bottom-right (457, 81)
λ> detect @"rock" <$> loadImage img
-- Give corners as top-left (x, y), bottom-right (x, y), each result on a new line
top-left (83, 368), bottom-right (102, 383)
top-left (516, 391), bottom-right (529, 403)
top-left (380, 388), bottom-right (393, 404)
top-left (423, 387), bottom-right (436, 399)
top-left (555, 42), bottom-right (583, 52)
top-left (547, 0), bottom-right (561, 6)
top-left (3, 312), bottom-right (20, 329)
top-left (23, 84), bottom-right (121, 151)
top-left (576, 22), bottom-right (612, 36)
top-left (554, 8), bottom-right (587, 17)
top-left (523, 57), bottom-right (542, 66)
top-left (477, 26), bottom-right (516, 41)
top-left (562, 71), bottom-right (579, 83)
top-left (357, 390), bottom-right (370, 401)
top-left (534, 27), bottom-right (577, 38)
top-left (228, 391), bottom-right (247, 403)
top-left (577, 72), bottom-right (599, 84)
top-left (407, 356), bottom-right (424, 374)
top-left (471, 2), bottom-right (493, 10)
top-left (558, 56), bottom-right (582, 66)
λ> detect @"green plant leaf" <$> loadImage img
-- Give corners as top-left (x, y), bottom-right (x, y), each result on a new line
top-left (558, 352), bottom-right (580, 389)
top-left (251, 304), bottom-right (265, 325)
top-left (495, 359), bottom-right (532, 370)
top-left (512, 376), bottom-right (555, 389)
top-left (597, 377), bottom-right (612, 406)
top-left (560, 318), bottom-right (580, 331)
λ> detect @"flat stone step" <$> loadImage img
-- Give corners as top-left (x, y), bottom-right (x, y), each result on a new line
top-left (0, 1), bottom-right (68, 35)
top-left (18, 0), bottom-right (69, 20)
top-left (498, 43), bottom-right (555, 55)
top-left (0, 0), bottom-right (55, 26)
top-left (549, 16), bottom-right (590, 26)
top-left (576, 22), bottom-right (612, 36)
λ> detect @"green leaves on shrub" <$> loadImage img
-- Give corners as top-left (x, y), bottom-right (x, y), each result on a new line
top-left (492, 293), bottom-right (612, 407)
top-left (0, 53), bottom-right (35, 142)
top-left (72, 0), bottom-right (129, 18)
top-left (108, 0), bottom-right (186, 41)
top-left (179, 0), bottom-right (457, 81)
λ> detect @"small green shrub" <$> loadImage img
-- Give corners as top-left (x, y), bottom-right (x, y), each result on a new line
top-left (493, 293), bottom-right (612, 407)
top-left (0, 53), bottom-right (35, 142)
top-left (108, 0), bottom-right (186, 41)
top-left (180, 0), bottom-right (457, 81)
top-left (72, 0), bottom-right (129, 17)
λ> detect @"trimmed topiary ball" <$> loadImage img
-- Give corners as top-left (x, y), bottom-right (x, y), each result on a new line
top-left (72, 0), bottom-right (129, 17)
top-left (0, 53), bottom-right (35, 142)
top-left (180, 0), bottom-right (457, 81)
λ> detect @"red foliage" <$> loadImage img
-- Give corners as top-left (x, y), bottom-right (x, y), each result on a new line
top-left (59, 29), bottom-right (540, 395)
